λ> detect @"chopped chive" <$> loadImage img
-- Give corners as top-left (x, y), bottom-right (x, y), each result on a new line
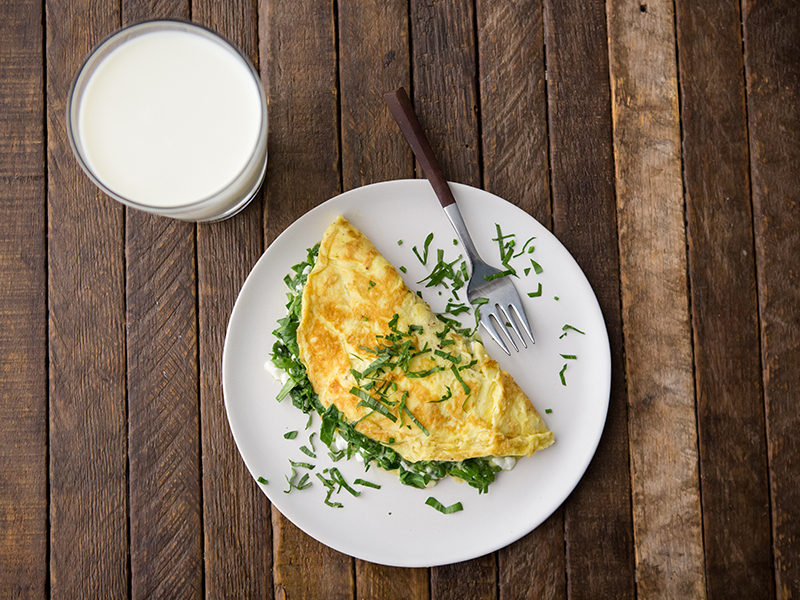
top-left (559, 364), bottom-right (568, 386)
top-left (560, 324), bottom-right (586, 338)
top-left (413, 232), bottom-right (434, 265)
top-left (554, 296), bottom-right (559, 300)
top-left (368, 280), bottom-right (376, 288)
top-left (284, 430), bottom-right (298, 440)
top-left (400, 265), bottom-right (407, 273)
top-left (289, 459), bottom-right (315, 470)
top-left (299, 445), bottom-right (316, 459)
top-left (296, 472), bottom-right (312, 490)
top-left (545, 408), bottom-right (553, 414)
top-left (330, 467), bottom-right (361, 497)
top-left (401, 404), bottom-right (430, 436)
top-left (528, 283), bottom-right (543, 298)
top-left (257, 476), bottom-right (268, 484)
top-left (451, 365), bottom-right (471, 395)
top-left (560, 354), bottom-right (577, 360)
top-left (425, 496), bottom-right (464, 514)
top-left (354, 478), bottom-right (381, 489)
top-left (397, 239), bottom-right (403, 245)
top-left (351, 387), bottom-right (398, 422)
top-left (530, 259), bottom-right (543, 275)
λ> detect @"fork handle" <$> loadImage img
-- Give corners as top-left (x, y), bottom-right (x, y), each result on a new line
top-left (383, 87), bottom-right (456, 208)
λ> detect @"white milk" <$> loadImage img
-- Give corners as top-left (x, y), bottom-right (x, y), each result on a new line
top-left (70, 22), bottom-right (266, 220)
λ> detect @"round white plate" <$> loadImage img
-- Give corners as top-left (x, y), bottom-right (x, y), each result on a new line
top-left (223, 180), bottom-right (611, 567)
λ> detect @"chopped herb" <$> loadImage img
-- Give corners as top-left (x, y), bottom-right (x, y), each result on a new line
top-left (399, 265), bottom-right (407, 273)
top-left (559, 324), bottom-right (586, 338)
top-left (528, 283), bottom-right (543, 298)
top-left (397, 240), bottom-right (403, 245)
top-left (545, 408), bottom-right (553, 414)
top-left (425, 496), bottom-right (464, 514)
top-left (315, 472), bottom-right (344, 508)
top-left (289, 459), bottom-right (315, 470)
top-left (554, 296), bottom-right (559, 300)
top-left (513, 236), bottom-right (536, 258)
top-left (284, 430), bottom-right (298, 440)
top-left (530, 259), bottom-right (543, 275)
top-left (559, 364), bottom-right (568, 386)
top-left (257, 476), bottom-right (268, 484)
top-left (484, 269), bottom-right (514, 282)
top-left (354, 478), bottom-right (381, 489)
top-left (413, 232), bottom-right (434, 265)
top-left (368, 280), bottom-right (376, 288)
top-left (560, 354), bottom-right (577, 360)
top-left (451, 365), bottom-right (471, 395)
top-left (299, 445), bottom-right (316, 459)
top-left (350, 387), bottom-right (398, 423)
top-left (330, 467), bottom-right (361, 497)
top-left (430, 386), bottom-right (453, 403)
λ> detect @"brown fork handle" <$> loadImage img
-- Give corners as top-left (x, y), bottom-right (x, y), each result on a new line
top-left (383, 87), bottom-right (456, 208)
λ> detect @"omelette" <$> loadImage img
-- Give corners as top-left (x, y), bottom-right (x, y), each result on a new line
top-left (295, 216), bottom-right (553, 468)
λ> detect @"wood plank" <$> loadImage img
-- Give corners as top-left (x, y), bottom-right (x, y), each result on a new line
top-left (541, 0), bottom-right (635, 597)
top-left (742, 1), bottom-right (800, 597)
top-left (606, 0), bottom-right (706, 597)
top-left (338, 0), bottom-right (413, 191)
top-left (410, 0), bottom-right (481, 188)
top-left (674, 0), bottom-right (774, 597)
top-left (338, 3), bottom-right (428, 597)
top-left (0, 1), bottom-right (47, 597)
top-left (193, 2), bottom-right (272, 597)
top-left (476, 0), bottom-right (551, 222)
top-left (120, 2), bottom-right (204, 598)
top-left (260, 0), bottom-right (356, 596)
top-left (475, 2), bottom-right (565, 598)
top-left (46, 1), bottom-right (130, 596)
top-left (409, 0), bottom-right (493, 594)
top-left (497, 510), bottom-right (565, 600)
top-left (262, 0), bottom-right (343, 243)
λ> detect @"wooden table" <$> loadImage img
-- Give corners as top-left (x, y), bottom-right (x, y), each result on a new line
top-left (2, 0), bottom-right (798, 598)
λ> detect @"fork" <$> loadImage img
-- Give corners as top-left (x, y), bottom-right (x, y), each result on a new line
top-left (384, 87), bottom-right (535, 355)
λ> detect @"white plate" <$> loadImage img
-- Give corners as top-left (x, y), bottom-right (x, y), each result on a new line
top-left (223, 180), bottom-right (611, 567)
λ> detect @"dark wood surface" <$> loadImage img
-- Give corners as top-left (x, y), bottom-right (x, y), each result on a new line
top-left (1, 0), bottom-right (798, 598)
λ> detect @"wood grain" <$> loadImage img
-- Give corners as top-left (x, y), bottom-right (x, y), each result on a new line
top-left (260, 0), bottom-right (354, 597)
top-left (542, 0), bottom-right (636, 597)
top-left (119, 2), bottom-right (204, 598)
top-left (194, 2), bottom-right (272, 598)
top-left (410, 0), bottom-right (481, 188)
top-left (675, 0), bottom-right (774, 597)
top-left (476, 0), bottom-right (550, 222)
top-left (0, 1), bottom-right (47, 598)
top-left (498, 510), bottom-right (565, 600)
top-left (338, 0), bottom-right (413, 191)
top-left (262, 0), bottom-right (342, 243)
top-left (46, 1), bottom-right (130, 597)
top-left (607, 0), bottom-right (706, 597)
top-left (743, 0), bottom-right (800, 597)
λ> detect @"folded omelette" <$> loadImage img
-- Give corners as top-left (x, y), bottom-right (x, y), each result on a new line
top-left (296, 216), bottom-right (553, 464)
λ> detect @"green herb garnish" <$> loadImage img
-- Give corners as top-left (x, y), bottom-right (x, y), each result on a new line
top-left (425, 496), bottom-right (464, 514)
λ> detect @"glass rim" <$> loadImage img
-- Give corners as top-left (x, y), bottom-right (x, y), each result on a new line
top-left (65, 19), bottom-right (268, 217)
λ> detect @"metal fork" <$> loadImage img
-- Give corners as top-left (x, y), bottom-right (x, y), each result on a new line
top-left (384, 87), bottom-right (535, 355)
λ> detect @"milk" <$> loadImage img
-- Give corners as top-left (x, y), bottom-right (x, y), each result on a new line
top-left (68, 22), bottom-right (267, 221)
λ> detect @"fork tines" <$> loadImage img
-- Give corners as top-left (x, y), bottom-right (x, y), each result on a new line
top-left (480, 301), bottom-right (535, 356)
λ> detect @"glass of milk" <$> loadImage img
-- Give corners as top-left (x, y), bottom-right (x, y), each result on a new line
top-left (67, 20), bottom-right (268, 222)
